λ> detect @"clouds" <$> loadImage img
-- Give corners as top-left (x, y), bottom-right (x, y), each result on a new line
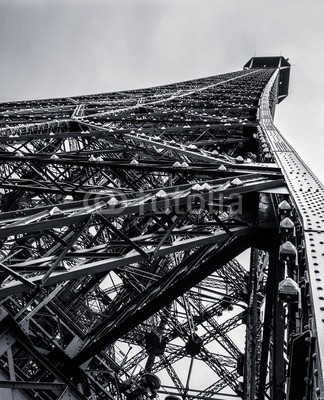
top-left (0, 0), bottom-right (323, 180)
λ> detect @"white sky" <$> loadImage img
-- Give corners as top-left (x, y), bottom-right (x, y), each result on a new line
top-left (1, 0), bottom-right (324, 182)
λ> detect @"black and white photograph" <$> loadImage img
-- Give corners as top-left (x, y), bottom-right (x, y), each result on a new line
top-left (0, 1), bottom-right (323, 399)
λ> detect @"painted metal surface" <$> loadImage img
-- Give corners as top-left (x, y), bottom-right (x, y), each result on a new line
top-left (260, 67), bottom-right (324, 394)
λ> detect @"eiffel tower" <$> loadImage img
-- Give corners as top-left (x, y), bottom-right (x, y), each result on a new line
top-left (0, 56), bottom-right (322, 400)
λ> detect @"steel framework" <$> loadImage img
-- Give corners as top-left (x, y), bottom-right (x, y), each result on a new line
top-left (0, 56), bottom-right (322, 400)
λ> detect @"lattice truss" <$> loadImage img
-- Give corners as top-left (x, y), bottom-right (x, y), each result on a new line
top-left (0, 57), bottom-right (322, 400)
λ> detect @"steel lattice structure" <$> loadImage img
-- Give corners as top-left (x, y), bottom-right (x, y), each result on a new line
top-left (0, 56), bottom-right (323, 400)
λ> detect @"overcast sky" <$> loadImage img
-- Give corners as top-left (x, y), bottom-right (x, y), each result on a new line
top-left (1, 0), bottom-right (324, 182)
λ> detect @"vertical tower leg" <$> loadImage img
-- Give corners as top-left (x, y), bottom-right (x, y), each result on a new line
top-left (270, 248), bottom-right (286, 400)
